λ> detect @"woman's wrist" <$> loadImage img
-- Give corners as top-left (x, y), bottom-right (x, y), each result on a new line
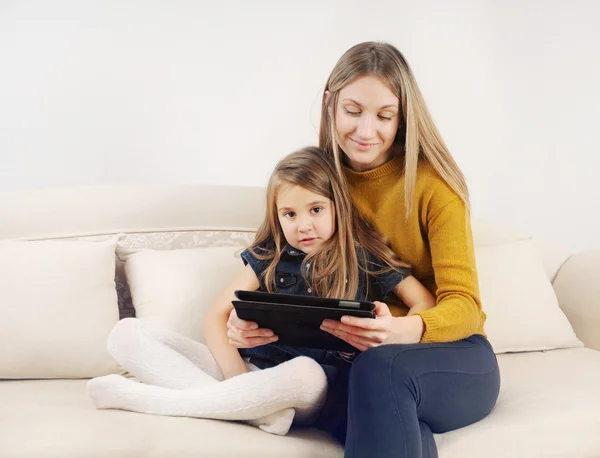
top-left (389, 315), bottom-right (425, 344)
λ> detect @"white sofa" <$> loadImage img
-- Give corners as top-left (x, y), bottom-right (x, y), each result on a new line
top-left (1, 185), bottom-right (599, 458)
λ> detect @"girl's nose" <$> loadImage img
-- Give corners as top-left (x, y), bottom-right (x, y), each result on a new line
top-left (298, 216), bottom-right (312, 233)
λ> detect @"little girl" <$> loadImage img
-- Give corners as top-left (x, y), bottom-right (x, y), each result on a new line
top-left (87, 147), bottom-right (435, 436)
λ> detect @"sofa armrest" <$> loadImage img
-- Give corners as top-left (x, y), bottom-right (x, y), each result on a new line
top-left (553, 250), bottom-right (600, 351)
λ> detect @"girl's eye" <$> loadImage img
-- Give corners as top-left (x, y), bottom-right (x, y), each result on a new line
top-left (344, 108), bottom-right (360, 116)
top-left (311, 207), bottom-right (323, 214)
top-left (284, 211), bottom-right (295, 218)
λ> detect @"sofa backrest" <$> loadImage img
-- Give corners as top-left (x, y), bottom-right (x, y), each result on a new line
top-left (0, 185), bottom-right (265, 240)
top-left (1, 184), bottom-right (570, 276)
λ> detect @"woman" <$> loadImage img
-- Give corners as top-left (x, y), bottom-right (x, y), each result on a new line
top-left (227, 42), bottom-right (500, 458)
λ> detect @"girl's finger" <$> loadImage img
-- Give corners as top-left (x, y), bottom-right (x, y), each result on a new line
top-left (227, 325), bottom-right (274, 339)
top-left (227, 331), bottom-right (278, 348)
top-left (228, 309), bottom-right (259, 330)
top-left (241, 336), bottom-right (277, 347)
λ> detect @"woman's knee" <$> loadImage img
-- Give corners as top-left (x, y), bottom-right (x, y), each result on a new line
top-left (350, 345), bottom-right (416, 391)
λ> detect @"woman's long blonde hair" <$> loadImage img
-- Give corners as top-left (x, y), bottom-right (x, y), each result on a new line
top-left (250, 146), bottom-right (408, 300)
top-left (319, 41), bottom-right (469, 218)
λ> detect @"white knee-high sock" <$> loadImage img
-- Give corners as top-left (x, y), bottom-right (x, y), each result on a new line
top-left (87, 356), bottom-right (327, 428)
top-left (99, 318), bottom-right (306, 434)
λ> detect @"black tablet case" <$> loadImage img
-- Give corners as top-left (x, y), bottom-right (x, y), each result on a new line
top-left (232, 290), bottom-right (376, 352)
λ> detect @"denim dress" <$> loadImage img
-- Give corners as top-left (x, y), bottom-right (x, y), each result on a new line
top-left (238, 244), bottom-right (410, 387)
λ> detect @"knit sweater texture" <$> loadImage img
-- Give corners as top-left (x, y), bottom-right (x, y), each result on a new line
top-left (344, 156), bottom-right (486, 343)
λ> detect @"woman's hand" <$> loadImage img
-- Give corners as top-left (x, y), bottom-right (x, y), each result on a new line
top-left (320, 301), bottom-right (425, 351)
top-left (226, 309), bottom-right (278, 348)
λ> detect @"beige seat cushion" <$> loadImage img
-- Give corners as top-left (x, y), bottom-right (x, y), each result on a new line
top-left (0, 379), bottom-right (343, 458)
top-left (2, 348), bottom-right (599, 458)
top-left (434, 347), bottom-right (600, 457)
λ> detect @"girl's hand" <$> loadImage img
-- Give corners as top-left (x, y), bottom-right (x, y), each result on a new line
top-left (226, 309), bottom-right (278, 348)
top-left (320, 301), bottom-right (424, 351)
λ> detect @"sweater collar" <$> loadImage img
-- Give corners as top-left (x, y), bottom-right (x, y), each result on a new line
top-left (342, 154), bottom-right (404, 182)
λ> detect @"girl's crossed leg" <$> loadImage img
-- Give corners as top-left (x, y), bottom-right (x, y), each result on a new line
top-left (87, 318), bottom-right (328, 435)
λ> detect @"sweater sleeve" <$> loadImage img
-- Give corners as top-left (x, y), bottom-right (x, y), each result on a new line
top-left (415, 197), bottom-right (484, 343)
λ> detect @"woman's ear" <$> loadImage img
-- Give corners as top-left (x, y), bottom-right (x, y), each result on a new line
top-left (323, 90), bottom-right (335, 117)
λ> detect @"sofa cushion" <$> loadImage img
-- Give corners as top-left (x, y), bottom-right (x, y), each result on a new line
top-left (0, 379), bottom-right (343, 458)
top-left (552, 249), bottom-right (600, 351)
top-left (434, 347), bottom-right (600, 457)
top-left (2, 348), bottom-right (599, 458)
top-left (475, 238), bottom-right (582, 353)
top-left (472, 220), bottom-right (570, 283)
top-left (123, 246), bottom-right (245, 342)
top-left (114, 230), bottom-right (255, 320)
top-left (0, 237), bottom-right (121, 378)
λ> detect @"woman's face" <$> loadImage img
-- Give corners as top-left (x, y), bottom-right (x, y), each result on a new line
top-left (334, 75), bottom-right (401, 172)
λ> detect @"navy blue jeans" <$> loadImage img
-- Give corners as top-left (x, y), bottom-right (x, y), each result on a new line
top-left (336, 334), bottom-right (500, 458)
top-left (241, 335), bottom-right (499, 458)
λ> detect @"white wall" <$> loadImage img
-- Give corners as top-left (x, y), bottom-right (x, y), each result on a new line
top-left (1, 0), bottom-right (599, 252)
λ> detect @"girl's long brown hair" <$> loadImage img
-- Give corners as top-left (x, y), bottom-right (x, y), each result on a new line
top-left (319, 41), bottom-right (469, 218)
top-left (250, 146), bottom-right (408, 300)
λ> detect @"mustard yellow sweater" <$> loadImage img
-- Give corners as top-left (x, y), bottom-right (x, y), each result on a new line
top-left (344, 156), bottom-right (486, 343)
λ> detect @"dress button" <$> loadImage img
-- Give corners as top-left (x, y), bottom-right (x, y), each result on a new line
top-left (307, 288), bottom-right (312, 293)
top-left (290, 250), bottom-right (296, 255)
top-left (280, 278), bottom-right (284, 283)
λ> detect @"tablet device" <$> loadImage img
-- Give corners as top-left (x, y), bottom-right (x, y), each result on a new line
top-left (232, 290), bottom-right (376, 352)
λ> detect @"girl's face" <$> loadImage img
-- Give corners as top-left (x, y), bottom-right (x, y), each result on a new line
top-left (334, 75), bottom-right (401, 172)
top-left (276, 184), bottom-right (335, 255)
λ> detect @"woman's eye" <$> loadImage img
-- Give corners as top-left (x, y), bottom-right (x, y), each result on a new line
top-left (378, 115), bottom-right (394, 121)
top-left (344, 108), bottom-right (360, 116)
